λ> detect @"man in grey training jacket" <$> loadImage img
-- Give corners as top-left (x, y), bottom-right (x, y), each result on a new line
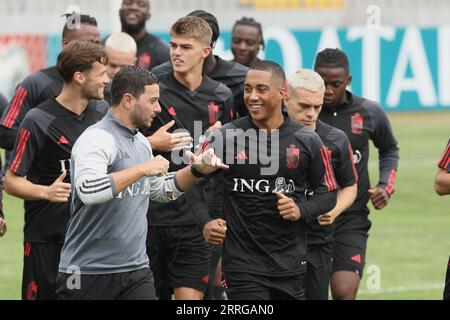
top-left (56, 66), bottom-right (228, 300)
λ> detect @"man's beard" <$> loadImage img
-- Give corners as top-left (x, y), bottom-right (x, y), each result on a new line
top-left (120, 15), bottom-right (146, 34)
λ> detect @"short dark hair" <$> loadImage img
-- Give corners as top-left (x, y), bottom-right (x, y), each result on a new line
top-left (57, 40), bottom-right (108, 83)
top-left (62, 13), bottom-right (98, 38)
top-left (111, 65), bottom-right (159, 106)
top-left (314, 48), bottom-right (350, 72)
top-left (249, 60), bottom-right (285, 86)
top-left (187, 10), bottom-right (220, 47)
top-left (232, 16), bottom-right (265, 50)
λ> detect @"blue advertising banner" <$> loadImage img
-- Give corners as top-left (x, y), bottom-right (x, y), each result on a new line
top-left (46, 26), bottom-right (450, 111)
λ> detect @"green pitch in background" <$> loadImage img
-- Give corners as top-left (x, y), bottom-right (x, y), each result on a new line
top-left (0, 111), bottom-right (449, 300)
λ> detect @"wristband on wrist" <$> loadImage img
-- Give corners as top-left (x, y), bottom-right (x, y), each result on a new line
top-left (190, 165), bottom-right (206, 178)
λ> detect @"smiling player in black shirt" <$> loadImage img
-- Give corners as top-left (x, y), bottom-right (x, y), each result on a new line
top-left (199, 61), bottom-right (337, 300)
top-left (4, 41), bottom-right (109, 300)
top-left (143, 16), bottom-right (234, 301)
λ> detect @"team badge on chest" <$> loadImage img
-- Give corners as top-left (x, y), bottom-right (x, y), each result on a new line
top-left (286, 144), bottom-right (300, 169)
top-left (351, 112), bottom-right (364, 134)
top-left (208, 101), bottom-right (219, 125)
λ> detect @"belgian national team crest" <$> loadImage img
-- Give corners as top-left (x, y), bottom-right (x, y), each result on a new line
top-left (208, 101), bottom-right (219, 125)
top-left (351, 112), bottom-right (364, 135)
top-left (286, 144), bottom-right (300, 169)
top-left (137, 53), bottom-right (151, 70)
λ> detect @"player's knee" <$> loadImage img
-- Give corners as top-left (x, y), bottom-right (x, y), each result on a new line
top-left (330, 272), bottom-right (360, 300)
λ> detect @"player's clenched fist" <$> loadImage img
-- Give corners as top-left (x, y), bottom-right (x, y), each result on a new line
top-left (144, 155), bottom-right (170, 176)
top-left (276, 192), bottom-right (301, 221)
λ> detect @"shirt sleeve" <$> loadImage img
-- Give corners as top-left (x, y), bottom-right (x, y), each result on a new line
top-left (0, 74), bottom-right (44, 150)
top-left (1, 73), bottom-right (41, 130)
top-left (8, 112), bottom-right (40, 176)
top-left (148, 171), bottom-right (184, 203)
top-left (294, 130), bottom-right (338, 222)
top-left (72, 129), bottom-right (117, 205)
top-left (331, 129), bottom-right (358, 187)
top-left (187, 177), bottom-right (215, 232)
top-left (219, 89), bottom-right (235, 124)
top-left (367, 102), bottom-right (399, 195)
top-left (437, 139), bottom-right (450, 173)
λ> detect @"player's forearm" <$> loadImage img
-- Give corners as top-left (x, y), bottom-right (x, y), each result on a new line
top-left (4, 170), bottom-right (50, 201)
top-left (377, 147), bottom-right (399, 191)
top-left (111, 164), bottom-right (149, 194)
top-left (186, 181), bottom-right (213, 232)
top-left (434, 169), bottom-right (450, 196)
top-left (298, 189), bottom-right (337, 222)
top-left (174, 165), bottom-right (199, 192)
top-left (330, 184), bottom-right (357, 218)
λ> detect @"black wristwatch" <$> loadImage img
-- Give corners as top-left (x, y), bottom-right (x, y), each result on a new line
top-left (190, 165), bottom-right (206, 178)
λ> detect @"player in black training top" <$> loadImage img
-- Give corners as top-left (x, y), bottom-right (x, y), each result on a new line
top-left (284, 69), bottom-right (357, 300)
top-left (0, 93), bottom-right (8, 237)
top-left (152, 10), bottom-right (249, 119)
top-left (3, 41), bottom-right (109, 300)
top-left (119, 0), bottom-right (169, 70)
top-left (152, 10), bottom-right (248, 300)
top-left (434, 139), bottom-right (450, 300)
top-left (230, 17), bottom-right (264, 68)
top-left (197, 61), bottom-right (337, 300)
top-left (0, 14), bottom-right (100, 151)
top-left (142, 16), bottom-right (234, 301)
top-left (314, 48), bottom-right (399, 300)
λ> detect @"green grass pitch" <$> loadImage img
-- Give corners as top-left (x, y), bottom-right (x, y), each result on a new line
top-left (0, 111), bottom-right (449, 300)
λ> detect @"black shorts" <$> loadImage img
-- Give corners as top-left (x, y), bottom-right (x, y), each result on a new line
top-left (22, 242), bottom-right (62, 300)
top-left (147, 225), bottom-right (210, 296)
top-left (56, 268), bottom-right (156, 300)
top-left (332, 214), bottom-right (371, 278)
top-left (224, 272), bottom-right (305, 300)
top-left (444, 257), bottom-right (450, 300)
top-left (306, 242), bottom-right (333, 300)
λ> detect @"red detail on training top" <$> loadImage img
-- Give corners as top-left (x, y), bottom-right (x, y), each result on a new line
top-left (168, 107), bottom-right (177, 116)
top-left (230, 108), bottom-right (235, 120)
top-left (351, 112), bottom-right (364, 135)
top-left (10, 128), bottom-right (31, 173)
top-left (221, 273), bottom-right (228, 289)
top-left (351, 254), bottom-right (362, 264)
top-left (286, 144), bottom-right (300, 169)
top-left (58, 135), bottom-right (69, 145)
top-left (24, 242), bottom-right (32, 257)
top-left (202, 274), bottom-right (209, 284)
top-left (385, 168), bottom-right (397, 196)
top-left (208, 101), bottom-right (220, 125)
top-left (3, 86), bottom-right (28, 129)
top-left (137, 53), bottom-right (151, 69)
top-left (320, 147), bottom-right (337, 191)
top-left (438, 141), bottom-right (450, 170)
top-left (26, 281), bottom-right (38, 300)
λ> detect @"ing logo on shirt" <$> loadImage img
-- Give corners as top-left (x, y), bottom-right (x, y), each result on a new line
top-left (232, 177), bottom-right (295, 194)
